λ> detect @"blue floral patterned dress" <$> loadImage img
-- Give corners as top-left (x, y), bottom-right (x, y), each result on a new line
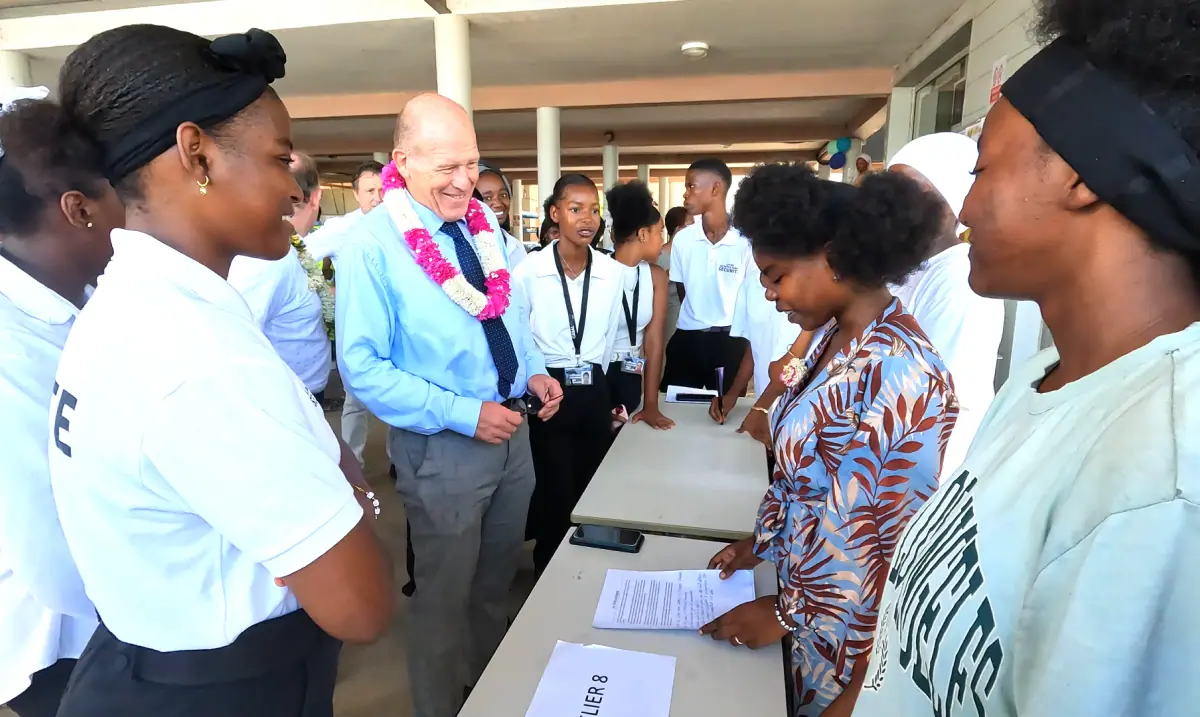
top-left (755, 299), bottom-right (958, 717)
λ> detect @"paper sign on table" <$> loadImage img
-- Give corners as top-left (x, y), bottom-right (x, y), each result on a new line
top-left (524, 641), bottom-right (675, 717)
top-left (592, 569), bottom-right (756, 630)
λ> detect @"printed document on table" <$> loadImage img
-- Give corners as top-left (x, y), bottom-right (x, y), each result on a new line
top-left (592, 569), bottom-right (756, 630)
top-left (524, 641), bottom-right (675, 717)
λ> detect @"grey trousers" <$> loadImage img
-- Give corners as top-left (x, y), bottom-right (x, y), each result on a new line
top-left (388, 423), bottom-right (535, 717)
top-left (341, 392), bottom-right (370, 468)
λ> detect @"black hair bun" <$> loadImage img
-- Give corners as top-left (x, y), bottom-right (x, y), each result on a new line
top-left (208, 28), bottom-right (287, 82)
top-left (606, 180), bottom-right (659, 241)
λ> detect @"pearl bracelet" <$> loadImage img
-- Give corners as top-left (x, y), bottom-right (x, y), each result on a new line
top-left (353, 485), bottom-right (382, 519)
top-left (774, 601), bottom-right (798, 634)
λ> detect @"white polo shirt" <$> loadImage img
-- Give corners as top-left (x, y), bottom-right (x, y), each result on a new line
top-left (512, 243), bottom-right (624, 369)
top-left (730, 267), bottom-right (802, 396)
top-left (49, 230), bottom-right (363, 652)
top-left (0, 253), bottom-right (97, 704)
top-left (669, 221), bottom-right (752, 331)
top-left (228, 246), bottom-right (332, 393)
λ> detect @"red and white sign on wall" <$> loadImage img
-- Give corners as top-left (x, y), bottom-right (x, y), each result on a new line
top-left (990, 55), bottom-right (1008, 105)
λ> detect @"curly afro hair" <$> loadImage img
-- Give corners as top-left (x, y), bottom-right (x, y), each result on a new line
top-left (732, 163), bottom-right (944, 289)
top-left (0, 99), bottom-right (108, 238)
top-left (606, 180), bottom-right (661, 245)
top-left (1035, 0), bottom-right (1200, 273)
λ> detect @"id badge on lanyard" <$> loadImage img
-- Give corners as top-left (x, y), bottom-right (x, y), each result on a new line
top-left (556, 244), bottom-right (594, 387)
top-left (620, 268), bottom-right (645, 375)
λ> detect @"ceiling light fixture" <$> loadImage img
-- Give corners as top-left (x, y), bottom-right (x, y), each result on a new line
top-left (680, 41), bottom-right (710, 59)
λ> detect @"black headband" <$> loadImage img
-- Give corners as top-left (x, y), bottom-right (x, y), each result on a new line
top-left (103, 28), bottom-right (287, 183)
top-left (1003, 38), bottom-right (1200, 253)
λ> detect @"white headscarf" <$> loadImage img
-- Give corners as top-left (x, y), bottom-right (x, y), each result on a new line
top-left (887, 133), bottom-right (979, 229)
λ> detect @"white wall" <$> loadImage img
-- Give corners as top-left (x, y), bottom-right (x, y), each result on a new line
top-left (961, 0), bottom-right (1041, 126)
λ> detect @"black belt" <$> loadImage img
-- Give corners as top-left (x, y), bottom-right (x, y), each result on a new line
top-left (111, 609), bottom-right (335, 686)
top-left (700, 326), bottom-right (732, 334)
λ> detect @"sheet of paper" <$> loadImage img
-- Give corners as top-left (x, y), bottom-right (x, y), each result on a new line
top-left (524, 641), bottom-right (675, 717)
top-left (592, 569), bottom-right (756, 630)
top-left (665, 384), bottom-right (718, 403)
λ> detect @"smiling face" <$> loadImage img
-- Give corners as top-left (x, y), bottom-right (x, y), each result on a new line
top-left (173, 93), bottom-right (300, 263)
top-left (476, 171), bottom-right (511, 226)
top-left (549, 183), bottom-right (601, 250)
top-left (394, 96), bottom-right (480, 222)
top-left (959, 98), bottom-right (1076, 300)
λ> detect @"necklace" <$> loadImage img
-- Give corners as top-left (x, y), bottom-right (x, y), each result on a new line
top-left (379, 163), bottom-right (511, 321)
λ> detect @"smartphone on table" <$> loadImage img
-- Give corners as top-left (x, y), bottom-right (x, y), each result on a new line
top-left (569, 524), bottom-right (644, 553)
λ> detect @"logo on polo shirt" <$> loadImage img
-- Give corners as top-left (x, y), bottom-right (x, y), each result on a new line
top-left (717, 263), bottom-right (740, 274)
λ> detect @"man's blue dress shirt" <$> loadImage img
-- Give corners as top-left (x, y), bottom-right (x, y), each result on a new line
top-left (335, 193), bottom-right (546, 437)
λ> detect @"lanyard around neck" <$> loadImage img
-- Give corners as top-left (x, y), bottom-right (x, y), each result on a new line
top-left (553, 243), bottom-right (592, 360)
top-left (621, 266), bottom-right (640, 347)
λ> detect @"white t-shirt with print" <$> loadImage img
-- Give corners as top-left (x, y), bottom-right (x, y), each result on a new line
top-left (892, 243), bottom-right (1004, 480)
top-left (853, 323), bottom-right (1200, 717)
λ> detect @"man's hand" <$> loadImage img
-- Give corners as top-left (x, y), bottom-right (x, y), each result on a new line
top-left (708, 537), bottom-right (763, 579)
top-left (737, 407), bottom-right (772, 450)
top-left (699, 596), bottom-right (787, 649)
top-left (475, 401), bottom-right (523, 444)
top-left (528, 374), bottom-right (564, 421)
top-left (631, 405), bottom-right (675, 430)
top-left (708, 393), bottom-right (738, 424)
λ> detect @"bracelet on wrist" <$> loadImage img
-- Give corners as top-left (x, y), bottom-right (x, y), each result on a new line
top-left (774, 599), bottom-right (798, 634)
top-left (353, 484), bottom-right (382, 519)
top-left (751, 406), bottom-right (770, 416)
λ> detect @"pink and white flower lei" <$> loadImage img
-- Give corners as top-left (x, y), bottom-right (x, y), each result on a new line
top-left (380, 161), bottom-right (511, 321)
top-left (779, 356), bottom-right (807, 388)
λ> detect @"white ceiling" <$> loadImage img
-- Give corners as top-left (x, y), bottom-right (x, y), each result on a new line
top-left (25, 0), bottom-right (962, 94)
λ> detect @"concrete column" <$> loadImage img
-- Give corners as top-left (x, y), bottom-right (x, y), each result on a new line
top-left (883, 87), bottom-right (916, 162)
top-left (841, 138), bottom-right (865, 184)
top-left (510, 178), bottom-right (524, 239)
top-left (658, 176), bottom-right (670, 207)
top-left (637, 164), bottom-right (650, 185)
top-left (372, 151), bottom-right (389, 164)
top-left (536, 107), bottom-right (561, 199)
top-left (434, 14), bottom-right (472, 118)
top-left (817, 163), bottom-right (831, 180)
top-left (602, 143), bottom-right (620, 191)
top-left (0, 51), bottom-right (31, 87)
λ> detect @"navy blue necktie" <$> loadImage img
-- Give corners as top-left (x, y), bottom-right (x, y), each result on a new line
top-left (442, 221), bottom-right (519, 398)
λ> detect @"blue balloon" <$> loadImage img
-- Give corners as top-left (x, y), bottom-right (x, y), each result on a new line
top-left (830, 152), bottom-right (847, 170)
top-left (836, 137), bottom-right (852, 153)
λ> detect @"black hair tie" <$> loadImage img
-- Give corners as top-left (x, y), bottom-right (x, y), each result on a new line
top-left (103, 28), bottom-right (288, 184)
top-left (208, 28), bottom-right (287, 83)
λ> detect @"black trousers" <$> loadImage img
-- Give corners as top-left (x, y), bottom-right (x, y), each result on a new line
top-left (660, 329), bottom-right (746, 394)
top-left (527, 365), bottom-right (612, 574)
top-left (6, 658), bottom-right (76, 717)
top-left (55, 611), bottom-right (340, 717)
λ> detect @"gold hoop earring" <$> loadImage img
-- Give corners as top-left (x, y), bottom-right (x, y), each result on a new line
top-left (198, 176), bottom-right (210, 196)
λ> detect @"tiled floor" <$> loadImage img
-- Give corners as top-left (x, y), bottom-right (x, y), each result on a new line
top-left (3, 408), bottom-right (537, 717)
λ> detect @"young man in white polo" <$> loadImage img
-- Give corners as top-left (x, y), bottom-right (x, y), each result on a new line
top-left (661, 158), bottom-right (753, 394)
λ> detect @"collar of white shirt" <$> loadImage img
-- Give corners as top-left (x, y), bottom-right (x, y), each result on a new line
top-left (680, 221), bottom-right (745, 248)
top-left (531, 241), bottom-right (620, 281)
top-left (107, 229), bottom-right (254, 320)
top-left (0, 251), bottom-right (79, 325)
